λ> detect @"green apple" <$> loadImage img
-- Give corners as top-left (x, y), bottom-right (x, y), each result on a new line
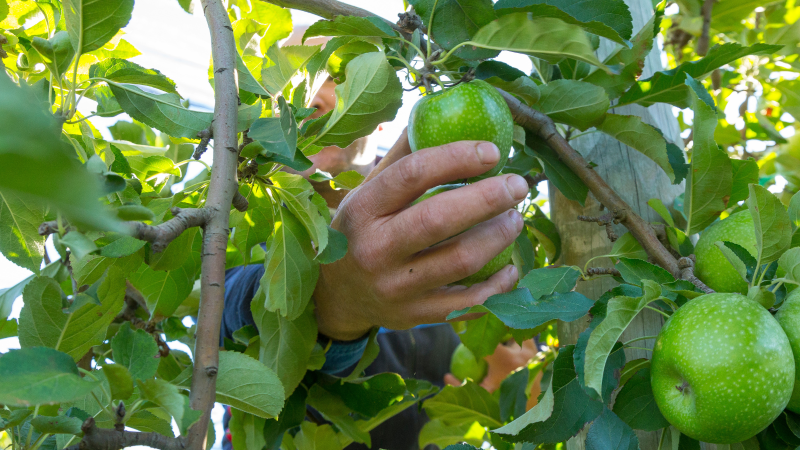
top-left (694, 211), bottom-right (756, 294)
top-left (450, 343), bottom-right (488, 383)
top-left (651, 293), bottom-right (794, 444)
top-left (408, 79), bottom-right (514, 182)
top-left (775, 288), bottom-right (800, 413)
top-left (413, 184), bottom-right (515, 286)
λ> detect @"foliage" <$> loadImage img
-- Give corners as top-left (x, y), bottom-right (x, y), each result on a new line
top-left (0, 0), bottom-right (798, 449)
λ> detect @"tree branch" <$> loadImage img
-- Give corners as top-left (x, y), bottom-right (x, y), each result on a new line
top-left (129, 208), bottom-right (213, 253)
top-left (262, 0), bottom-right (404, 33)
top-left (524, 172), bottom-right (547, 188)
top-left (678, 256), bottom-right (715, 294)
top-left (187, 1), bottom-right (240, 449)
top-left (64, 417), bottom-right (186, 450)
top-left (497, 89), bottom-right (682, 277)
top-left (696, 0), bottom-right (715, 56)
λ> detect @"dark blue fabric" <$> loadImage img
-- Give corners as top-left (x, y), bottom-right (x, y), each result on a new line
top-left (220, 265), bottom-right (369, 374)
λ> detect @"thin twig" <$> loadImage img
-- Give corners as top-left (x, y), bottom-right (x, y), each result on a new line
top-left (129, 207), bottom-right (213, 253)
top-left (585, 267), bottom-right (621, 277)
top-left (577, 211), bottom-right (624, 242)
top-left (193, 128), bottom-right (213, 160)
top-left (678, 256), bottom-right (715, 294)
top-left (64, 417), bottom-right (186, 450)
top-left (231, 191), bottom-right (249, 212)
top-left (696, 0), bottom-right (715, 56)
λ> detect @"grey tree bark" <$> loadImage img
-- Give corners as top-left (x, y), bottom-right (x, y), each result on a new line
top-left (549, 1), bottom-right (684, 449)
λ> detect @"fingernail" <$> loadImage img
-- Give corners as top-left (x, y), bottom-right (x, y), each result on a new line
top-left (476, 142), bottom-right (500, 164)
top-left (508, 209), bottom-right (524, 231)
top-left (506, 175), bottom-right (529, 200)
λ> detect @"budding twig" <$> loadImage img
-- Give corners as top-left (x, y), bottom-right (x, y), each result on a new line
top-left (577, 211), bottom-right (624, 242)
top-left (678, 255), bottom-right (715, 294)
top-left (585, 267), bottom-right (622, 278)
top-left (64, 417), bottom-right (186, 450)
top-left (193, 128), bottom-right (213, 160)
top-left (129, 207), bottom-right (213, 253)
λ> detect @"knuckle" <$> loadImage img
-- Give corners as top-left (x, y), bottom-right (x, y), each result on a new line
top-left (416, 202), bottom-right (444, 240)
top-left (397, 156), bottom-right (423, 188)
top-left (452, 244), bottom-right (482, 279)
top-left (499, 214), bottom-right (519, 242)
top-left (479, 182), bottom-right (507, 211)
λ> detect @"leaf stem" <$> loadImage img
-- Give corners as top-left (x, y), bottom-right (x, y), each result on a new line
top-left (622, 335), bottom-right (659, 346)
top-left (624, 346), bottom-right (653, 352)
top-left (644, 305), bottom-right (671, 318)
top-left (657, 427), bottom-right (667, 450)
top-left (426, 0), bottom-right (441, 58)
top-left (25, 406), bottom-right (38, 447)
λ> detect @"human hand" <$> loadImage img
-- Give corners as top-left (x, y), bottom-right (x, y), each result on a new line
top-left (444, 339), bottom-right (538, 393)
top-left (312, 131), bottom-right (529, 341)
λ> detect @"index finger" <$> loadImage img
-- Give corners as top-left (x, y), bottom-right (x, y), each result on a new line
top-left (353, 140), bottom-right (502, 219)
top-left (363, 129), bottom-right (412, 184)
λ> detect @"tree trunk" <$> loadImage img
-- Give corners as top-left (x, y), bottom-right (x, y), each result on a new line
top-left (550, 1), bottom-right (684, 449)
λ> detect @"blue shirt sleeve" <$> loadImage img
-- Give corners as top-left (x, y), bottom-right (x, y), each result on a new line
top-left (221, 264), bottom-right (368, 375)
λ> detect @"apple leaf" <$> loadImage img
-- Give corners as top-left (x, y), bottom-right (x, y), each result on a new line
top-left (303, 15), bottom-right (397, 42)
top-left (469, 14), bottom-right (607, 70)
top-left (612, 367), bottom-right (669, 431)
top-left (249, 97), bottom-right (298, 160)
top-left (409, 0), bottom-right (498, 60)
top-left (0, 190), bottom-right (45, 274)
top-left (747, 184), bottom-right (792, 266)
top-left (458, 313), bottom-right (508, 359)
top-left (583, 280), bottom-right (660, 400)
top-left (63, 0), bottom-right (134, 53)
top-left (730, 158), bottom-right (759, 205)
top-left (306, 53), bottom-right (402, 150)
top-left (499, 367), bottom-right (530, 423)
top-left (605, 233), bottom-right (647, 262)
top-left (111, 322), bottom-right (161, 381)
top-left (231, 182), bottom-right (275, 266)
top-left (493, 345), bottom-right (603, 443)
top-left (535, 80), bottom-right (610, 131)
top-left (229, 409), bottom-right (267, 450)
top-left (714, 241), bottom-right (753, 284)
top-left (89, 58), bottom-right (178, 95)
top-left (137, 378), bottom-right (202, 435)
top-left (252, 297), bottom-right (317, 398)
top-left (0, 347), bottom-right (99, 406)
top-left (31, 414), bottom-right (84, 435)
top-left (519, 266), bottom-right (582, 299)
top-left (779, 248), bottom-right (800, 286)
top-left (596, 114), bottom-right (674, 182)
top-left (419, 419), bottom-right (485, 449)
top-left (618, 43), bottom-right (782, 108)
top-left (100, 364), bottom-right (134, 401)
top-left (614, 257), bottom-right (675, 286)
top-left (447, 288), bottom-right (594, 331)
top-left (585, 407), bottom-right (640, 450)
top-left (683, 76), bottom-right (732, 236)
top-left (494, 0), bottom-right (633, 45)
top-left (423, 380), bottom-right (502, 428)
top-left (261, 44), bottom-right (321, 97)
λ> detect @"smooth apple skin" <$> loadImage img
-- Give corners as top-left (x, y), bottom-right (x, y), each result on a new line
top-left (407, 79), bottom-right (513, 182)
top-left (694, 211), bottom-right (756, 294)
top-left (651, 293), bottom-right (794, 444)
top-left (775, 288), bottom-right (800, 413)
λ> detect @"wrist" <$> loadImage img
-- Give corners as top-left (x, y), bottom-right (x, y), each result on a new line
top-left (312, 285), bottom-right (373, 342)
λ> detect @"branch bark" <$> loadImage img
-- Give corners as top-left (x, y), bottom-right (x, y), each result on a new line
top-left (64, 417), bottom-right (186, 450)
top-left (696, 0), bottom-right (715, 56)
top-left (187, 1), bottom-right (240, 449)
top-left (130, 208), bottom-right (213, 253)
top-left (498, 89), bottom-right (682, 277)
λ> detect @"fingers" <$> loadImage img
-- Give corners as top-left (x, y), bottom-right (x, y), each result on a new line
top-left (363, 129), bottom-right (411, 183)
top-left (406, 210), bottom-right (524, 288)
top-left (414, 264), bottom-right (519, 325)
top-left (390, 175), bottom-right (528, 254)
top-left (353, 140), bottom-right (502, 219)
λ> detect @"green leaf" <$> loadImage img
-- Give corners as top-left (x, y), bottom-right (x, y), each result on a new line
top-left (316, 226), bottom-right (348, 265)
top-left (607, 232), bottom-right (648, 262)
top-left (683, 76), bottom-right (731, 236)
top-left (30, 415), bottom-right (84, 435)
top-left (31, 31), bottom-right (76, 80)
top-left (614, 257), bottom-right (675, 286)
top-left (127, 410), bottom-right (174, 437)
top-left (618, 43), bottom-right (782, 108)
top-left (60, 231), bottom-right (98, 261)
top-left (108, 82), bottom-right (261, 139)
top-left (458, 313), bottom-right (508, 359)
top-left (499, 367), bottom-right (530, 422)
top-left (64, 0), bottom-right (134, 53)
top-left (585, 407), bottom-right (640, 450)
top-left (259, 205), bottom-right (320, 320)
top-left (19, 271), bottom-right (126, 361)
top-left (90, 59), bottom-right (178, 95)
top-left (648, 198), bottom-right (675, 227)
top-left (527, 134), bottom-right (588, 205)
top-left (408, 0), bottom-right (498, 60)
top-left (307, 52), bottom-right (402, 149)
top-left (0, 347), bottom-right (98, 406)
top-left (611, 367), bottom-right (669, 431)
top-left (303, 15), bottom-right (397, 41)
top-left (494, 0), bottom-right (633, 45)
top-left (448, 288), bottom-right (594, 331)
top-left (261, 43), bottom-right (321, 97)
top-left (137, 378), bottom-right (201, 436)
top-left (747, 184), bottom-right (791, 266)
top-left (584, 280), bottom-right (660, 400)
top-left (469, 14), bottom-right (608, 70)
top-left (0, 190), bottom-right (45, 273)
top-left (101, 363), bottom-right (133, 400)
top-left (110, 322), bottom-right (160, 381)
top-left (596, 114), bottom-right (675, 182)
top-left (128, 230), bottom-right (201, 319)
top-left (779, 248), bottom-right (800, 285)
top-left (729, 158), bottom-right (759, 205)
top-left (249, 97), bottom-right (297, 159)
top-left (520, 266), bottom-right (581, 298)
top-left (419, 419), bottom-right (486, 449)
top-left (235, 52), bottom-right (270, 97)
top-left (0, 262), bottom-right (66, 318)
top-left (423, 381), bottom-right (502, 427)
top-left (715, 241), bottom-right (755, 284)
top-left (174, 351), bottom-right (284, 418)
top-left (493, 345), bottom-right (603, 443)
top-left (534, 80), bottom-right (609, 131)
top-left (230, 182), bottom-right (274, 265)
top-left (0, 74), bottom-right (116, 230)
top-left (0, 318), bottom-right (17, 339)
top-left (321, 373), bottom-right (407, 418)
top-left (251, 297), bottom-right (317, 398)
top-left (229, 409), bottom-right (267, 450)
top-left (343, 327), bottom-right (379, 381)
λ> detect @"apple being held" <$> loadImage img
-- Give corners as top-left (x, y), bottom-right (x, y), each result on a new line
top-left (694, 211), bottom-right (756, 294)
top-left (650, 293), bottom-right (794, 444)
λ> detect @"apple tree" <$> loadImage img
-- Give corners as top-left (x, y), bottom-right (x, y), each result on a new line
top-left (0, 0), bottom-right (799, 449)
